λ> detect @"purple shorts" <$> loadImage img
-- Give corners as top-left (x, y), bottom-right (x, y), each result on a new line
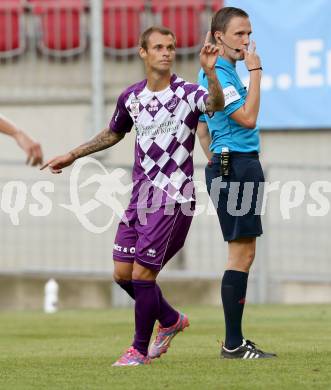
top-left (113, 203), bottom-right (194, 271)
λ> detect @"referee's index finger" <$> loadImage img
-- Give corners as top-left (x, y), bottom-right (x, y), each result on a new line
top-left (250, 40), bottom-right (256, 53)
top-left (204, 31), bottom-right (212, 45)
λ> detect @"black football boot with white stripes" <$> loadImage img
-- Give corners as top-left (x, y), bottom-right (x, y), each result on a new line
top-left (221, 339), bottom-right (277, 359)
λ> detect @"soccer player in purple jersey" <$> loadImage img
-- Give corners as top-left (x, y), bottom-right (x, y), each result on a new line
top-left (0, 114), bottom-right (43, 166)
top-left (41, 26), bottom-right (224, 366)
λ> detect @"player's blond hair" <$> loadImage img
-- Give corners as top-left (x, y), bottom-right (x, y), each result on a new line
top-left (140, 26), bottom-right (176, 51)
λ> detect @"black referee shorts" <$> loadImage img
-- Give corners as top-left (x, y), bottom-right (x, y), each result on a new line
top-left (205, 152), bottom-right (264, 242)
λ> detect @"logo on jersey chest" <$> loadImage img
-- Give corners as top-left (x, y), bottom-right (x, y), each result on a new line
top-left (130, 98), bottom-right (141, 117)
top-left (165, 96), bottom-right (179, 112)
top-left (148, 98), bottom-right (160, 112)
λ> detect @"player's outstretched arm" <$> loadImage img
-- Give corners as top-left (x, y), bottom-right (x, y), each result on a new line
top-left (0, 114), bottom-right (43, 166)
top-left (200, 31), bottom-right (225, 113)
top-left (41, 127), bottom-right (125, 174)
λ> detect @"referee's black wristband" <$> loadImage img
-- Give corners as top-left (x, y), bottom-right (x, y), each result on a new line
top-left (248, 67), bottom-right (263, 72)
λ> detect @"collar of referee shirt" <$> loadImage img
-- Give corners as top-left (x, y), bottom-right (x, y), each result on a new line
top-left (216, 56), bottom-right (236, 70)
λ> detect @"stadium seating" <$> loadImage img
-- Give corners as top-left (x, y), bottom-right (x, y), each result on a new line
top-left (30, 0), bottom-right (87, 57)
top-left (211, 0), bottom-right (224, 12)
top-left (151, 0), bottom-right (205, 54)
top-left (0, 0), bottom-right (25, 58)
top-left (103, 0), bottom-right (145, 56)
top-left (0, 0), bottom-right (222, 59)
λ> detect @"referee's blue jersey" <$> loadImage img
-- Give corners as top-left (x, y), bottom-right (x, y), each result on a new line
top-left (198, 56), bottom-right (260, 153)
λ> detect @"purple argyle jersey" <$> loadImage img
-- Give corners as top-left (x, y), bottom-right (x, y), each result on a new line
top-left (109, 74), bottom-right (209, 207)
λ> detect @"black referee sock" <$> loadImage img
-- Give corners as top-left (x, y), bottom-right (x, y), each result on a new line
top-left (221, 270), bottom-right (248, 350)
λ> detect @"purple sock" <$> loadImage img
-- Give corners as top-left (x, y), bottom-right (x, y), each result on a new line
top-left (116, 279), bottom-right (135, 299)
top-left (156, 284), bottom-right (178, 328)
top-left (116, 280), bottom-right (178, 328)
top-left (132, 279), bottom-right (159, 356)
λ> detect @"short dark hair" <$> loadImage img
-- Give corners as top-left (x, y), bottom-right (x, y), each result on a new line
top-left (139, 26), bottom-right (176, 51)
top-left (211, 7), bottom-right (249, 40)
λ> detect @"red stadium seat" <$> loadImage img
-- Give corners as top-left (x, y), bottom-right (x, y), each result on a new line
top-left (0, 0), bottom-right (25, 58)
top-left (211, 0), bottom-right (224, 12)
top-left (31, 0), bottom-right (86, 57)
top-left (103, 0), bottom-right (145, 55)
top-left (151, 0), bottom-right (205, 54)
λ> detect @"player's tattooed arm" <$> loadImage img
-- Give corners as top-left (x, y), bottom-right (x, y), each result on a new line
top-left (200, 31), bottom-right (225, 112)
top-left (70, 127), bottom-right (125, 160)
top-left (41, 127), bottom-right (125, 174)
top-left (204, 71), bottom-right (224, 112)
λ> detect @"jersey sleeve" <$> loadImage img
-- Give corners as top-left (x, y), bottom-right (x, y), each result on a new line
top-left (199, 113), bottom-right (207, 123)
top-left (109, 91), bottom-right (133, 133)
top-left (184, 82), bottom-right (209, 115)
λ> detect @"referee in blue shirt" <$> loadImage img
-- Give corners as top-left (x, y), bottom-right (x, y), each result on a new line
top-left (197, 7), bottom-right (276, 359)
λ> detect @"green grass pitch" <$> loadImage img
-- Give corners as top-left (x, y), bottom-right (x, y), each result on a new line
top-left (0, 305), bottom-right (330, 390)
